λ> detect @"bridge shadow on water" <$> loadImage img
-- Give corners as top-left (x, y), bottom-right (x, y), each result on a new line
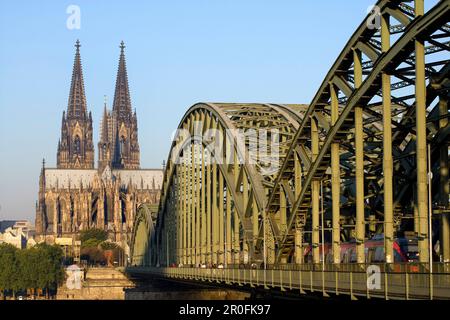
top-left (125, 276), bottom-right (250, 300)
top-left (124, 275), bottom-right (353, 301)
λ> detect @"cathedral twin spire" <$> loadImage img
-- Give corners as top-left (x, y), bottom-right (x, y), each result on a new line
top-left (57, 40), bottom-right (140, 170)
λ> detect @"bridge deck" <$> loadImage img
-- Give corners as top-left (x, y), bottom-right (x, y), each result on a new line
top-left (127, 266), bottom-right (450, 300)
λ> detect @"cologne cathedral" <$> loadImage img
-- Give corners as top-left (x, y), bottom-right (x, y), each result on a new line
top-left (35, 40), bottom-right (163, 246)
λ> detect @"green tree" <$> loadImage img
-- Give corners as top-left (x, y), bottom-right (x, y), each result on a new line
top-left (80, 228), bottom-right (108, 244)
top-left (79, 228), bottom-right (111, 265)
top-left (18, 244), bottom-right (64, 299)
top-left (15, 249), bottom-right (31, 295)
top-left (100, 241), bottom-right (118, 250)
top-left (37, 244), bottom-right (65, 298)
top-left (82, 238), bottom-right (102, 248)
top-left (0, 243), bottom-right (18, 299)
top-left (0, 243), bottom-right (65, 299)
top-left (17, 246), bottom-right (42, 297)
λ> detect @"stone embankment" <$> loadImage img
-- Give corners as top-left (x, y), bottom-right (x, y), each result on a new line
top-left (57, 267), bottom-right (134, 300)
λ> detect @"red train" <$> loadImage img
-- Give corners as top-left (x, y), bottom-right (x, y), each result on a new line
top-left (304, 235), bottom-right (419, 264)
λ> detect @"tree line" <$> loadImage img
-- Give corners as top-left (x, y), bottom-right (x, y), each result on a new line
top-left (79, 228), bottom-right (124, 266)
top-left (0, 243), bottom-right (65, 299)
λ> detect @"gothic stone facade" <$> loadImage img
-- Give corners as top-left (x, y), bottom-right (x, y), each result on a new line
top-left (35, 41), bottom-right (162, 245)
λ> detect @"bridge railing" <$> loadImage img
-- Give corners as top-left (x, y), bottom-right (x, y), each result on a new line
top-left (165, 262), bottom-right (450, 273)
top-left (127, 265), bottom-right (450, 300)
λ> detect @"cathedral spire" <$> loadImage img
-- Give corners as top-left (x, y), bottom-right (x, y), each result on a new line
top-left (112, 41), bottom-right (132, 120)
top-left (67, 39), bottom-right (88, 118)
top-left (101, 96), bottom-right (109, 142)
top-left (98, 95), bottom-right (113, 171)
top-left (109, 41), bottom-right (140, 169)
top-left (57, 40), bottom-right (94, 169)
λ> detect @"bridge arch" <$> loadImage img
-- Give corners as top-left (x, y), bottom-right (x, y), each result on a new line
top-left (129, 203), bottom-right (156, 266)
top-left (154, 102), bottom-right (307, 266)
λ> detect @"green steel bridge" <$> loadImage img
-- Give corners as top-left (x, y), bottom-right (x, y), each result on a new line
top-left (127, 0), bottom-right (450, 299)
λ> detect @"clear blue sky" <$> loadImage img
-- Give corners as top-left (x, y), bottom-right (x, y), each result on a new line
top-left (0, 0), bottom-right (380, 221)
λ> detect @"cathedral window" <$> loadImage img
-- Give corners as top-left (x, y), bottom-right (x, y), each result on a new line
top-left (74, 135), bottom-right (81, 154)
top-left (120, 136), bottom-right (126, 157)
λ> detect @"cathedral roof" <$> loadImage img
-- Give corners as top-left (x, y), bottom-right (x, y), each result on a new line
top-left (43, 168), bottom-right (163, 190)
top-left (113, 169), bottom-right (163, 190)
top-left (44, 169), bottom-right (97, 189)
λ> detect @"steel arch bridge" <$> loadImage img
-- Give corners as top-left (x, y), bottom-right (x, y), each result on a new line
top-left (130, 0), bottom-right (449, 294)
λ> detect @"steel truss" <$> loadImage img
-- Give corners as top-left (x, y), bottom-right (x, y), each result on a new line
top-left (137, 0), bottom-right (449, 267)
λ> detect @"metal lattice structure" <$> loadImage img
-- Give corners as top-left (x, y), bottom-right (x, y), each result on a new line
top-left (132, 0), bottom-right (449, 269)
top-left (266, 0), bottom-right (450, 264)
top-left (152, 103), bottom-right (308, 266)
top-left (129, 204), bottom-right (157, 266)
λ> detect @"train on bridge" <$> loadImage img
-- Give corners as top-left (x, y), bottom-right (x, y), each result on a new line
top-left (304, 235), bottom-right (419, 264)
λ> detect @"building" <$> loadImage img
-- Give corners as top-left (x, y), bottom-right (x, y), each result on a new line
top-left (0, 220), bottom-right (35, 239)
top-left (0, 220), bottom-right (35, 248)
top-left (0, 226), bottom-right (27, 249)
top-left (35, 40), bottom-right (163, 248)
top-left (12, 220), bottom-right (35, 239)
